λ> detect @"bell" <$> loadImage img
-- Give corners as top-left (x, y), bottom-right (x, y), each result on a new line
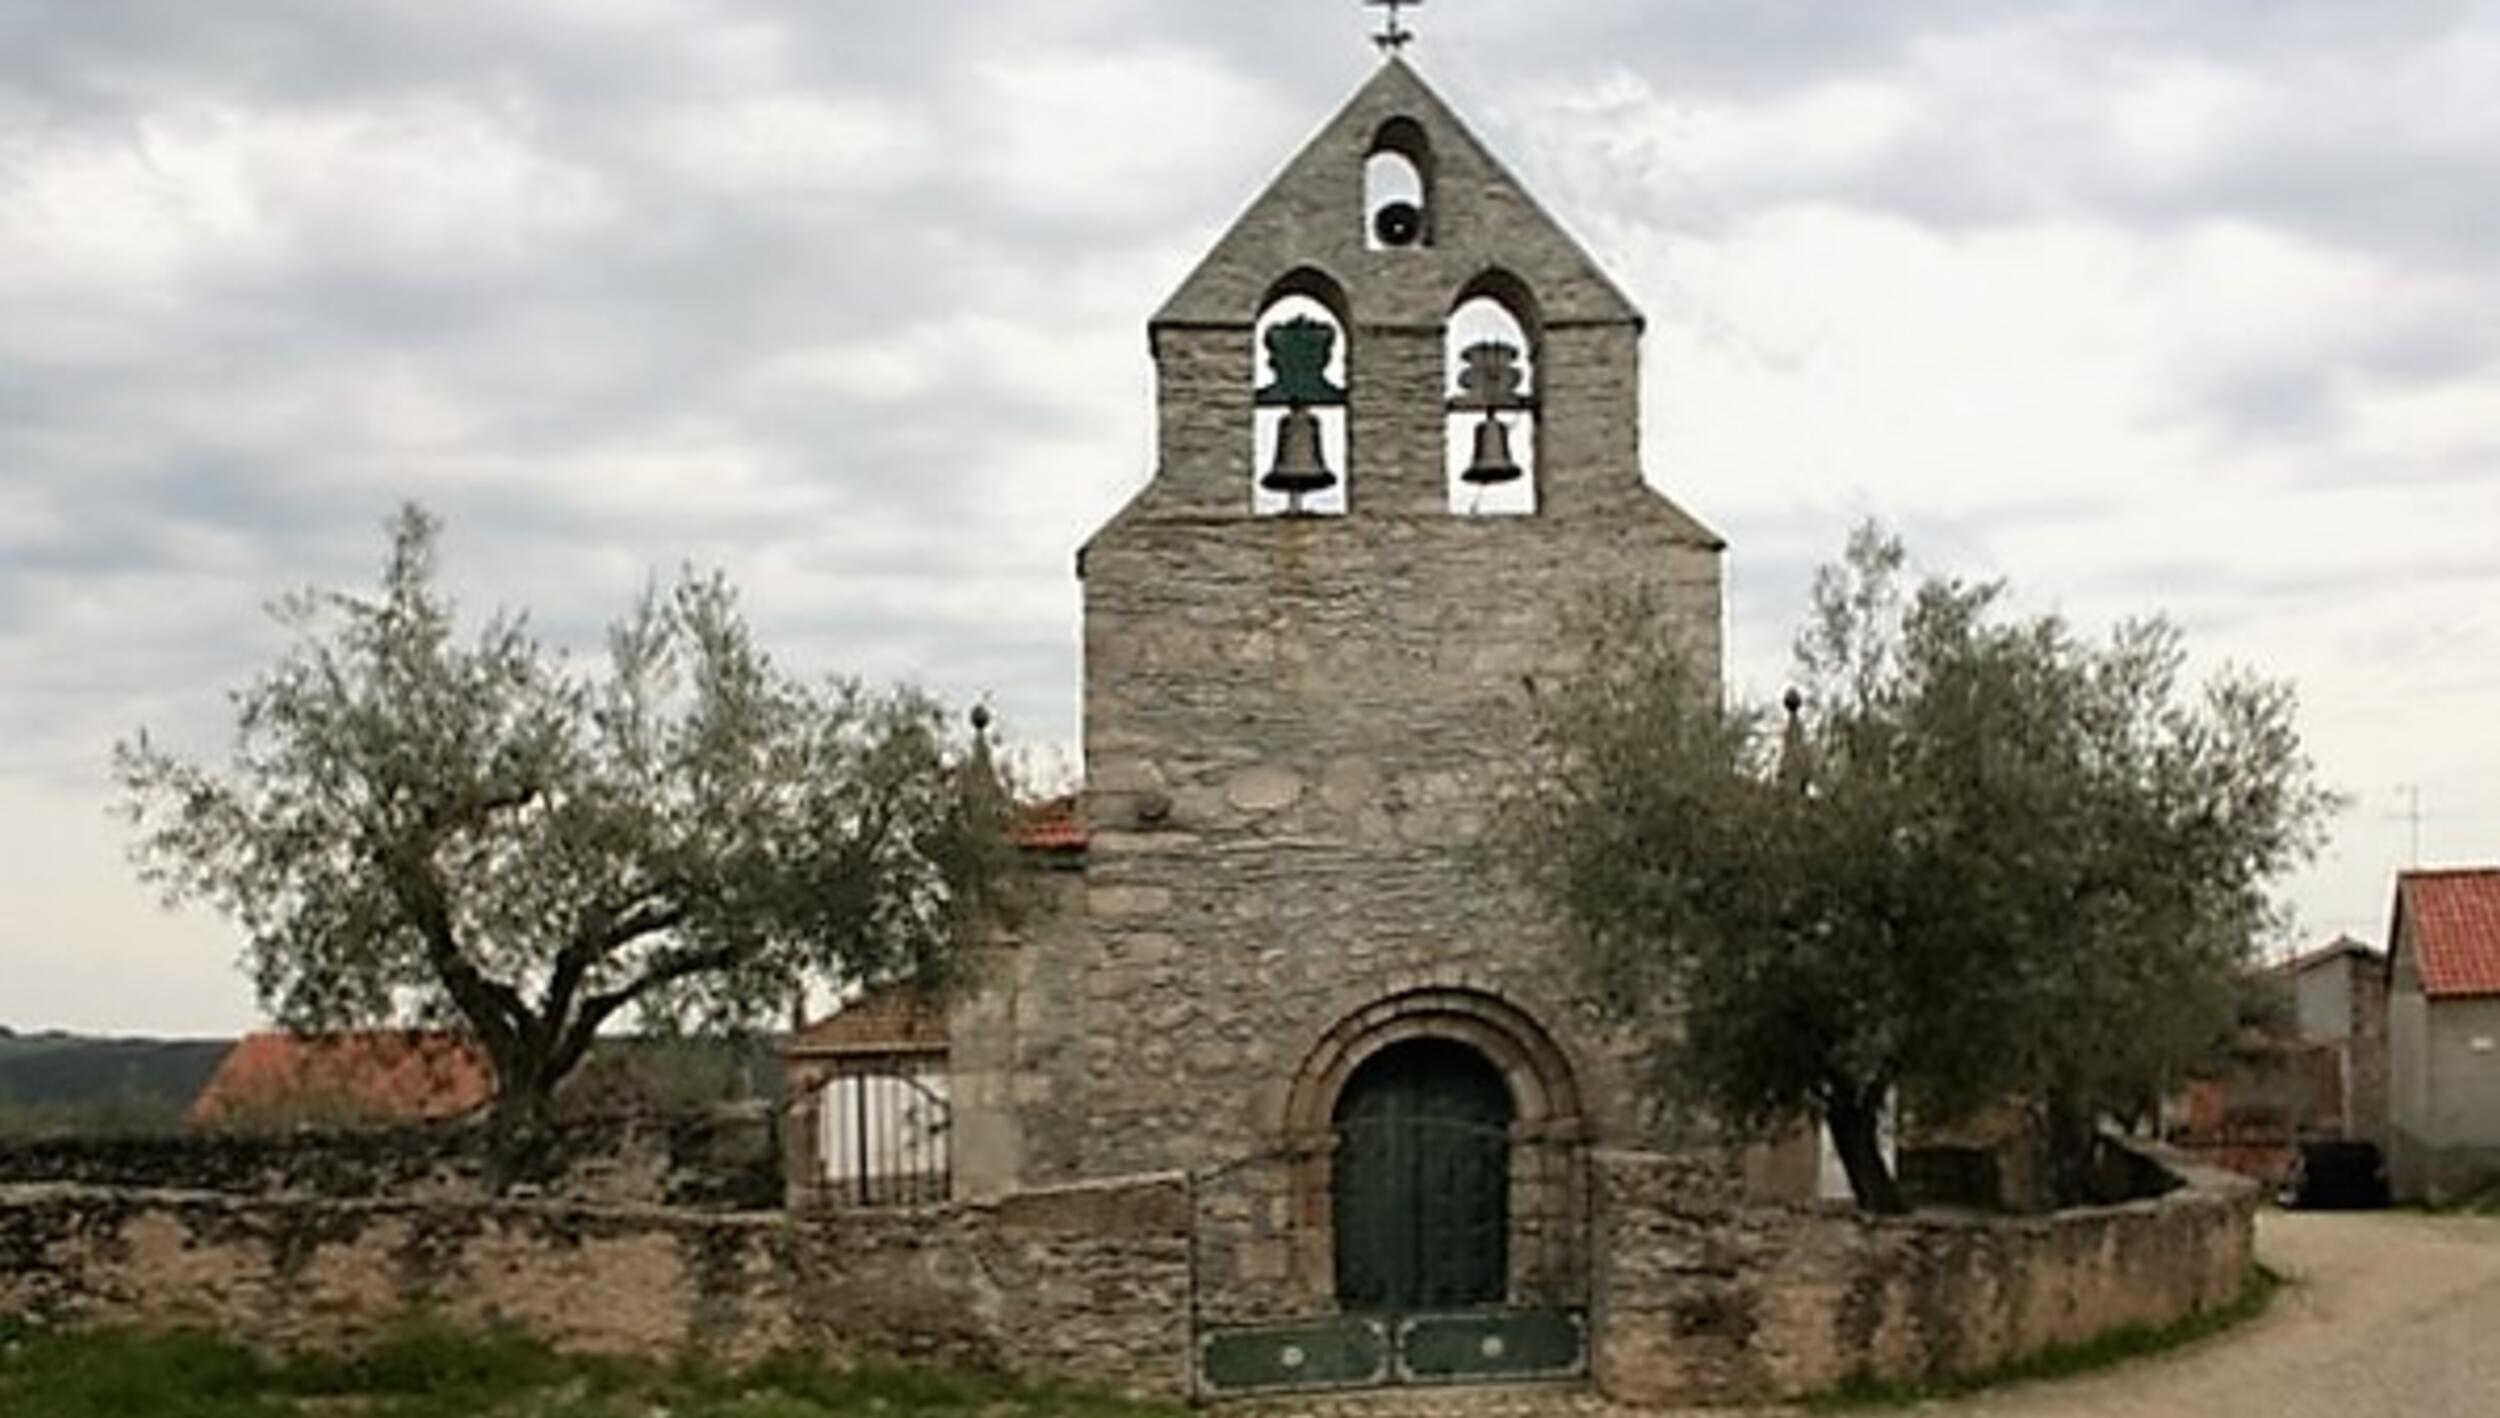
top-left (1461, 412), bottom-right (1523, 486)
top-left (1261, 406), bottom-right (1338, 498)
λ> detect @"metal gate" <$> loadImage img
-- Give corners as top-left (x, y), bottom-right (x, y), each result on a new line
top-left (1189, 1050), bottom-right (1590, 1398)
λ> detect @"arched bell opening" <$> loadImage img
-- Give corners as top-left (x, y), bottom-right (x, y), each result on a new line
top-left (1364, 116), bottom-right (1434, 251)
top-left (1253, 269), bottom-right (1353, 518)
top-left (1446, 275), bottom-right (1540, 517)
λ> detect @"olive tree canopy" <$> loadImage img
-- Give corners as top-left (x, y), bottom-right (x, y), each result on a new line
top-left (1507, 525), bottom-right (2337, 1211)
top-left (117, 506), bottom-right (1022, 1139)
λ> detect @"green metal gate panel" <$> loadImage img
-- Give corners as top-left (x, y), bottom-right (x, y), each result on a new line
top-left (1199, 1315), bottom-right (1389, 1395)
top-left (1398, 1309), bottom-right (1587, 1384)
top-left (1193, 1037), bottom-right (1591, 1398)
top-left (1197, 1308), bottom-right (1585, 1396)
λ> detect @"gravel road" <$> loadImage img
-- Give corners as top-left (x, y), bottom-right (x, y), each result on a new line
top-left (1242, 1210), bottom-right (2500, 1417)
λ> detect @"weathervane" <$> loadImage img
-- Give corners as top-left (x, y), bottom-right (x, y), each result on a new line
top-left (1365, 0), bottom-right (1420, 53)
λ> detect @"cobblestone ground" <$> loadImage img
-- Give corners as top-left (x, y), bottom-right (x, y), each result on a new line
top-left (1236, 1211), bottom-right (2500, 1417)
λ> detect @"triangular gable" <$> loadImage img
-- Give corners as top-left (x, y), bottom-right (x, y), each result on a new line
top-left (1153, 59), bottom-right (1642, 331)
top-left (2394, 868), bottom-right (2500, 999)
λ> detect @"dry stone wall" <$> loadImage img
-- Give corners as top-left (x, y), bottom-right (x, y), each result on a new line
top-left (0, 1147), bottom-right (2256, 1407)
top-left (1591, 1147), bottom-right (2259, 1407)
top-left (0, 1173), bottom-right (1191, 1398)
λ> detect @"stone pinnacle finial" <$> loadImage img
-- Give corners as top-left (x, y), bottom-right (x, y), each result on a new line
top-left (1778, 688), bottom-right (1811, 795)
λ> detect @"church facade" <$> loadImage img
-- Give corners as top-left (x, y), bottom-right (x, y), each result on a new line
top-left (946, 51), bottom-right (1765, 1291)
top-left (756, 58), bottom-right (2255, 1406)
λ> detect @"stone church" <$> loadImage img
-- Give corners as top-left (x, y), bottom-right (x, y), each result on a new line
top-left (790, 54), bottom-right (1794, 1377)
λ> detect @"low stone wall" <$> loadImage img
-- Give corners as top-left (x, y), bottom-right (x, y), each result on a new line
top-left (0, 1142), bottom-right (2256, 1407)
top-left (0, 1112), bottom-right (779, 1212)
top-left (1592, 1147), bottom-right (2258, 1407)
top-left (0, 1173), bottom-right (1191, 1398)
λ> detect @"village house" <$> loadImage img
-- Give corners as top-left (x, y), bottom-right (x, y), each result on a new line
top-left (2387, 866), bottom-right (2500, 1202)
top-left (2161, 938), bottom-right (2387, 1197)
top-left (2274, 934), bottom-right (2391, 1146)
top-left (187, 1030), bottom-right (493, 1129)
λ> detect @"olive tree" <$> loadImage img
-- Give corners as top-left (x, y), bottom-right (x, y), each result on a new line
top-left (1508, 525), bottom-right (2336, 1211)
top-left (117, 506), bottom-right (1021, 1146)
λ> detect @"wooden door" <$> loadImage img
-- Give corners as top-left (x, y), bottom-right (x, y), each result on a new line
top-left (1331, 1038), bottom-right (1513, 1311)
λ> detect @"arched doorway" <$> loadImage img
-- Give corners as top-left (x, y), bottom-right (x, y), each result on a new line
top-left (1331, 1037), bottom-right (1514, 1311)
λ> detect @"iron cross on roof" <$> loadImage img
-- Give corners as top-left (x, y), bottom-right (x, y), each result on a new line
top-left (1366, 0), bottom-right (1421, 52)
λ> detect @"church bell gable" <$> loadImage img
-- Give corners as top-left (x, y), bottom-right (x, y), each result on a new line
top-left (1129, 58), bottom-right (1714, 532)
top-left (1015, 49), bottom-right (1727, 1188)
top-left (1153, 58), bottom-right (1643, 332)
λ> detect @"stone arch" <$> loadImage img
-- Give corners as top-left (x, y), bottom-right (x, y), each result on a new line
top-left (1364, 116), bottom-right (1434, 249)
top-left (1261, 265), bottom-right (1354, 329)
top-left (1282, 985), bottom-right (1584, 1147)
top-left (1276, 986), bottom-right (1590, 1308)
top-left (1452, 267), bottom-right (1544, 343)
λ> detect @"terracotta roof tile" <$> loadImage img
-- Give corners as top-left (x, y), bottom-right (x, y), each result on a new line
top-left (2401, 868), bottom-right (2500, 999)
top-left (188, 1030), bottom-right (494, 1126)
top-left (786, 988), bottom-right (949, 1057)
top-left (1012, 795), bottom-right (1089, 853)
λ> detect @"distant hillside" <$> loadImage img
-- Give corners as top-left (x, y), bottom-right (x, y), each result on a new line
top-left (0, 1032), bottom-right (233, 1136)
top-left (0, 1028), bottom-right (785, 1137)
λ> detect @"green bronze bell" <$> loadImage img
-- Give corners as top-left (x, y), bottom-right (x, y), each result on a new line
top-left (1256, 318), bottom-right (1347, 409)
top-left (1460, 412), bottom-right (1523, 486)
top-left (1262, 406), bottom-right (1338, 497)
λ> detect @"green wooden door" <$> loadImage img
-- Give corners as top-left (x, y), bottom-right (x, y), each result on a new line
top-left (1331, 1039), bottom-right (1513, 1312)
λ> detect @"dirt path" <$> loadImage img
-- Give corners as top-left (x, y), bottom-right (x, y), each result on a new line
top-left (1245, 1211), bottom-right (2500, 1417)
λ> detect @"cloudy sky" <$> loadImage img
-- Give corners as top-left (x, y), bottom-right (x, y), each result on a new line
top-left (4, 0), bottom-right (2495, 1035)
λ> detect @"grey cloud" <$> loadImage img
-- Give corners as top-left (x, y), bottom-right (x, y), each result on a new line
top-left (6, 0), bottom-right (2500, 1028)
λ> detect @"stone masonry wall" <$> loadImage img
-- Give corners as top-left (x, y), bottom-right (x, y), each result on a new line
top-left (0, 1172), bottom-right (1191, 1398)
top-left (1591, 1147), bottom-right (2259, 1407)
top-left (1026, 504), bottom-right (1722, 1185)
top-left (2, 1152), bottom-right (2257, 1408)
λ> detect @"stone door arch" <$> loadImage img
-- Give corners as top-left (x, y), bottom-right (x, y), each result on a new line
top-left (1282, 986), bottom-right (1588, 1309)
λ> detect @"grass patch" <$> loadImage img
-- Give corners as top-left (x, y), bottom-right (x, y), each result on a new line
top-left (1806, 1264), bottom-right (2284, 1411)
top-left (0, 1321), bottom-right (1182, 1418)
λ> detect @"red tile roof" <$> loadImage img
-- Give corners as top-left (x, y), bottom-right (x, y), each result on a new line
top-left (785, 988), bottom-right (949, 1057)
top-left (188, 1030), bottom-right (495, 1127)
top-left (1012, 795), bottom-right (1089, 853)
top-left (2400, 868), bottom-right (2500, 999)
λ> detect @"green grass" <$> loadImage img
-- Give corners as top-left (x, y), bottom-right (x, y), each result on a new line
top-left (1806, 1264), bottom-right (2285, 1411)
top-left (0, 1320), bottom-right (1183, 1418)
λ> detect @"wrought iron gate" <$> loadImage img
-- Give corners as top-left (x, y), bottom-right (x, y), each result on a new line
top-left (1188, 1111), bottom-right (1590, 1398)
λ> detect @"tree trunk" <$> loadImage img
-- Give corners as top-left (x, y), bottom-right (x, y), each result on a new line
top-left (2039, 1089), bottom-right (2099, 1209)
top-left (1827, 1089), bottom-right (1907, 1215)
top-left (484, 1044), bottom-right (565, 1191)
